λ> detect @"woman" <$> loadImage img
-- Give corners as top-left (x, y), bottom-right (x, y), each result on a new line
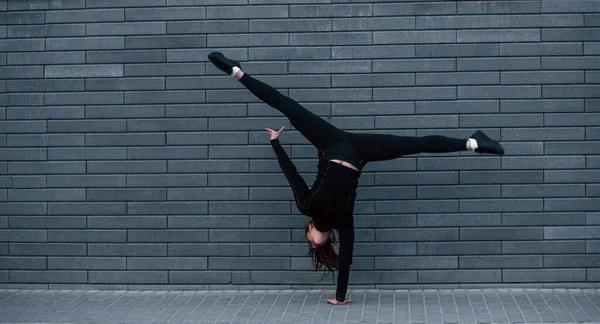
top-left (208, 52), bottom-right (504, 305)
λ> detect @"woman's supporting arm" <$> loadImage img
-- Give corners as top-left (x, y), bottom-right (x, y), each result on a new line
top-left (335, 223), bottom-right (355, 302)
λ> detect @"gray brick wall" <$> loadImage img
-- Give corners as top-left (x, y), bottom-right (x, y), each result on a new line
top-left (0, 0), bottom-right (598, 289)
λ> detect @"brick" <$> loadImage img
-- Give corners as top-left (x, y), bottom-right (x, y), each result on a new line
top-left (11, 271), bottom-right (87, 283)
top-left (589, 184), bottom-right (600, 196)
top-left (127, 7), bottom-right (206, 21)
top-left (207, 5), bottom-right (287, 19)
top-left (89, 271), bottom-right (167, 284)
top-left (251, 19), bottom-right (329, 34)
top-left (418, 185), bottom-right (500, 199)
top-left (291, 32), bottom-right (372, 46)
top-left (249, 271), bottom-right (331, 284)
top-left (209, 202), bottom-right (290, 215)
top-left (85, 105), bottom-right (165, 119)
top-left (128, 202), bottom-right (208, 215)
top-left (499, 42), bottom-right (583, 56)
top-left (502, 212), bottom-right (586, 226)
top-left (86, 50), bottom-right (165, 63)
top-left (416, 100), bottom-right (498, 114)
top-left (45, 92), bottom-right (123, 105)
top-left (251, 243), bottom-right (310, 257)
top-left (503, 240), bottom-right (586, 254)
top-left (48, 257), bottom-right (125, 270)
top-left (419, 72), bottom-right (499, 86)
top-left (0, 121), bottom-right (45, 133)
top-left (544, 57), bottom-right (600, 71)
top-left (375, 171), bottom-right (457, 186)
top-left (128, 257), bottom-right (207, 270)
top-left (126, 35), bottom-right (206, 49)
top-left (166, 76), bottom-right (239, 90)
top-left (375, 256), bottom-right (457, 270)
top-left (503, 183), bottom-right (585, 197)
top-left (127, 174), bottom-right (207, 187)
top-left (0, 148), bottom-right (46, 161)
top-left (208, 33), bottom-right (288, 47)
top-left (418, 213), bottom-right (501, 227)
top-left (502, 156), bottom-right (585, 170)
top-left (8, 106), bottom-right (83, 120)
top-left (0, 11), bottom-right (44, 24)
top-left (208, 118), bottom-right (289, 131)
top-left (458, 1), bottom-right (540, 13)
top-left (87, 161), bottom-right (165, 174)
top-left (461, 227), bottom-right (543, 240)
top-left (209, 229), bottom-right (289, 243)
top-left (209, 257), bottom-right (288, 270)
top-left (290, 89), bottom-right (372, 103)
top-left (89, 244), bottom-right (167, 256)
top-left (374, 87), bottom-right (456, 101)
top-left (543, 28), bottom-right (600, 41)
top-left (7, 79), bottom-right (84, 92)
top-left (9, 243), bottom-right (86, 256)
top-left (289, 60), bottom-right (371, 75)
top-left (88, 216), bottom-right (166, 229)
top-left (46, 9), bottom-right (124, 23)
top-left (168, 160), bottom-right (247, 173)
top-left (127, 118), bottom-right (206, 132)
top-left (374, 58), bottom-right (456, 73)
top-left (167, 48), bottom-right (247, 63)
top-left (0, 38), bottom-right (44, 52)
top-left (375, 228), bottom-right (458, 242)
top-left (545, 199), bottom-right (600, 212)
top-left (86, 77), bottom-right (164, 91)
top-left (48, 230), bottom-right (126, 243)
top-left (459, 85), bottom-right (541, 99)
top-left (458, 29), bottom-right (540, 42)
top-left (0, 257), bottom-right (46, 269)
top-left (249, 214), bottom-right (308, 228)
top-left (501, 99), bottom-right (584, 113)
top-left (377, 115), bottom-right (459, 130)
top-left (416, 15), bottom-right (499, 29)
top-left (8, 24), bottom-right (85, 38)
top-left (418, 242), bottom-right (501, 255)
top-left (503, 269), bottom-right (586, 282)
top-left (86, 0), bottom-right (164, 7)
top-left (375, 31), bottom-right (456, 44)
top-left (588, 241), bottom-right (600, 253)
top-left (461, 198), bottom-right (543, 213)
top-left (332, 74), bottom-right (413, 88)
top-left (290, 4), bottom-right (371, 17)
top-left (88, 22), bottom-right (167, 35)
top-left (332, 45), bottom-right (414, 59)
top-left (374, 2), bottom-right (455, 16)
top-left (8, 189), bottom-right (85, 201)
top-left (586, 14), bottom-right (600, 26)
top-left (419, 270), bottom-right (501, 283)
top-left (458, 57), bottom-right (540, 71)
top-left (12, 176), bottom-right (45, 188)
top-left (545, 141), bottom-right (600, 154)
top-left (0, 230), bottom-right (46, 242)
top-left (45, 64), bottom-right (122, 78)
top-left (127, 146), bottom-right (207, 160)
top-left (416, 44), bottom-right (498, 58)
top-left (542, 0), bottom-right (600, 12)
top-left (8, 0), bottom-right (85, 10)
top-left (0, 66), bottom-right (43, 79)
top-left (47, 120), bottom-right (125, 133)
top-left (500, 14), bottom-right (584, 27)
top-left (588, 71), bottom-right (600, 83)
top-left (168, 243), bottom-right (248, 257)
top-left (0, 177), bottom-right (10, 188)
top-left (46, 37), bottom-right (124, 50)
top-left (332, 102), bottom-right (413, 116)
top-left (168, 188), bottom-right (247, 201)
top-left (169, 271), bottom-right (230, 284)
top-left (125, 90), bottom-right (205, 104)
top-left (9, 216), bottom-right (84, 229)
top-left (87, 188), bottom-right (166, 201)
top-left (48, 203), bottom-right (126, 216)
top-left (85, 133), bottom-right (164, 147)
top-left (545, 170), bottom-right (600, 183)
top-left (128, 230), bottom-right (208, 242)
top-left (544, 255), bottom-right (600, 268)
top-left (168, 215), bottom-right (248, 229)
top-left (250, 47), bottom-right (331, 60)
top-left (334, 17), bottom-right (417, 31)
top-left (460, 255), bottom-right (542, 268)
top-left (4, 93), bottom-right (44, 106)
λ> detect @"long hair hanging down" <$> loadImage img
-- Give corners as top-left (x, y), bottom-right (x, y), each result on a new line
top-left (305, 221), bottom-right (339, 281)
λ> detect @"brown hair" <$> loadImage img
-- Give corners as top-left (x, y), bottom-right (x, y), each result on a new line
top-left (305, 221), bottom-right (339, 280)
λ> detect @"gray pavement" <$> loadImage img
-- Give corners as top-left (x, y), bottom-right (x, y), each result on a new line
top-left (1, 288), bottom-right (600, 324)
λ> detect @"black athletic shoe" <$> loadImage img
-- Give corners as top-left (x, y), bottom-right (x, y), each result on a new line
top-left (208, 51), bottom-right (241, 75)
top-left (471, 130), bottom-right (504, 155)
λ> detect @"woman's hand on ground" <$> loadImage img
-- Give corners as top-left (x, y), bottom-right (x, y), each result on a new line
top-left (265, 127), bottom-right (285, 140)
top-left (326, 298), bottom-right (351, 305)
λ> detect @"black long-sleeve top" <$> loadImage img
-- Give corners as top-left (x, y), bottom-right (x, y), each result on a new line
top-left (271, 139), bottom-right (358, 302)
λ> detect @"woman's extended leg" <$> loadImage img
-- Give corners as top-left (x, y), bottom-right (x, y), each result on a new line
top-left (208, 52), bottom-right (344, 150)
top-left (350, 130), bottom-right (503, 162)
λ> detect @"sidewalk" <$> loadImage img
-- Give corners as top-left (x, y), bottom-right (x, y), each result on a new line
top-left (1, 288), bottom-right (599, 324)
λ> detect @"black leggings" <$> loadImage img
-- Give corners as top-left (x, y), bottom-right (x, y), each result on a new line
top-left (239, 74), bottom-right (467, 163)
